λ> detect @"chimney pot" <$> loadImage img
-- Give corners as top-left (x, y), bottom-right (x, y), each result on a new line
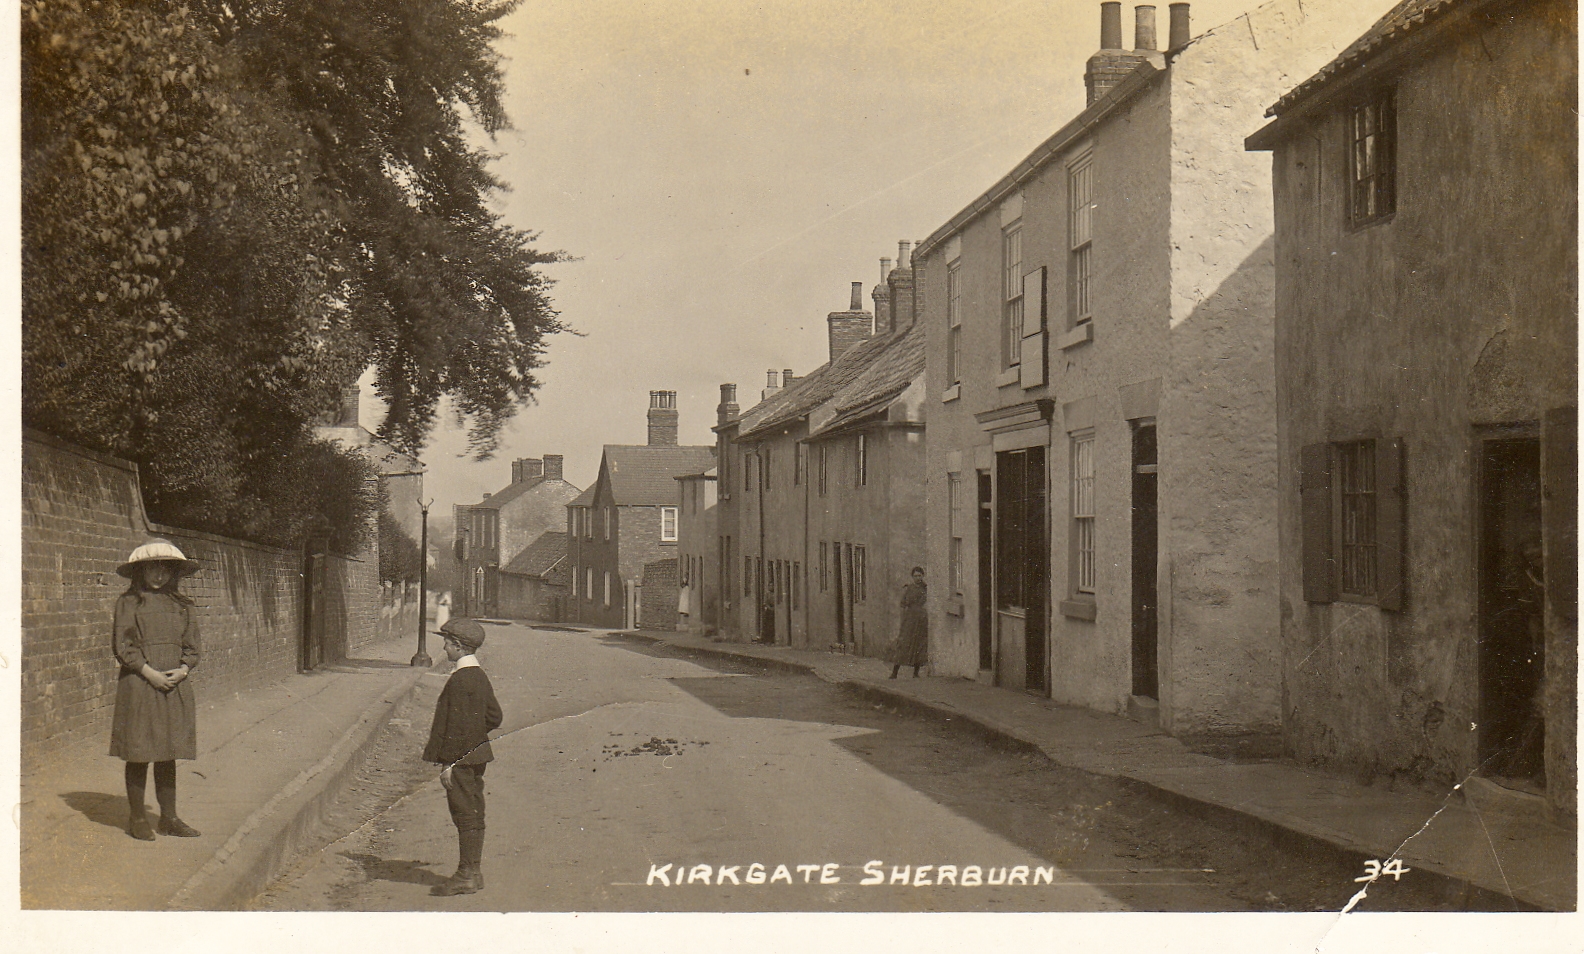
top-left (879, 257), bottom-right (893, 282)
top-left (782, 368), bottom-right (794, 385)
top-left (767, 370), bottom-right (780, 388)
top-left (898, 240), bottom-right (912, 268)
top-left (1168, 3), bottom-right (1190, 51)
top-left (1100, 2), bottom-right (1123, 49)
top-left (1134, 5), bottom-right (1157, 51)
top-left (849, 282), bottom-right (863, 310)
top-left (647, 390), bottom-right (679, 445)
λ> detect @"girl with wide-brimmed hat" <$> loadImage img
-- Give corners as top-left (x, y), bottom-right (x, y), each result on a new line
top-left (110, 538), bottom-right (203, 841)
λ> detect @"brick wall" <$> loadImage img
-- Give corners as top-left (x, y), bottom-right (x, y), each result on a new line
top-left (640, 558), bottom-right (679, 631)
top-left (20, 430), bottom-right (381, 770)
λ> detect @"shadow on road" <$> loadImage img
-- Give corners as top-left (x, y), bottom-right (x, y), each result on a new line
top-left (61, 791), bottom-right (132, 831)
top-left (600, 635), bottom-right (1478, 913)
top-left (340, 852), bottom-right (448, 888)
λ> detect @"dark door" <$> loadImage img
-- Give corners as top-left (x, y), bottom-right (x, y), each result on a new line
top-left (1131, 422), bottom-right (1160, 699)
top-left (1478, 437), bottom-right (1545, 789)
top-left (996, 448), bottom-right (1049, 694)
top-left (833, 544), bottom-right (845, 646)
top-left (301, 538), bottom-right (328, 672)
top-left (1024, 452), bottom-right (1048, 694)
top-left (978, 471), bottom-right (994, 671)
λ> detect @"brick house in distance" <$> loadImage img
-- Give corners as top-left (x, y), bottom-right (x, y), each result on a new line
top-left (565, 392), bottom-right (715, 628)
top-left (674, 465), bottom-right (718, 635)
top-left (912, 0), bottom-right (1387, 734)
top-left (455, 454), bottom-right (582, 618)
top-left (715, 255), bottom-right (927, 659)
top-left (1247, 0), bottom-right (1576, 818)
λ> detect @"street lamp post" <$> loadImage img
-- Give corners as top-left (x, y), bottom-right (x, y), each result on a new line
top-left (412, 497), bottom-right (436, 667)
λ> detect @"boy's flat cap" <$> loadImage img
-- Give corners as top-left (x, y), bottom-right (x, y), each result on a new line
top-left (437, 617), bottom-right (486, 651)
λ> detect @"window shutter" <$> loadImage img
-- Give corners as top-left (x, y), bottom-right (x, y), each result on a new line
top-left (1376, 437), bottom-right (1406, 611)
top-left (1020, 266), bottom-right (1047, 389)
top-left (1300, 443), bottom-right (1336, 602)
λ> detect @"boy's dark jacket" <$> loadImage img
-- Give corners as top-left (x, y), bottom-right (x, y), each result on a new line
top-left (423, 666), bottom-right (503, 765)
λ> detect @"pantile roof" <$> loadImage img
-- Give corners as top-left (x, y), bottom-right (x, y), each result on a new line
top-left (501, 531), bottom-right (568, 579)
top-left (817, 323), bottom-right (926, 435)
top-left (737, 329), bottom-right (900, 440)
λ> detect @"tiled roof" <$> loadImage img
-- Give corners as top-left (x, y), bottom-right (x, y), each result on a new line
top-left (817, 323), bottom-right (926, 435)
top-left (737, 331), bottom-right (896, 440)
top-left (568, 485), bottom-right (596, 508)
top-left (471, 476), bottom-right (546, 510)
top-left (501, 531), bottom-right (567, 578)
top-left (1267, 0), bottom-right (1465, 116)
top-left (602, 444), bottom-right (717, 506)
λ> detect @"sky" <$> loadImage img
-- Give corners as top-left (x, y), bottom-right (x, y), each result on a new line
top-left (369, 0), bottom-right (1283, 519)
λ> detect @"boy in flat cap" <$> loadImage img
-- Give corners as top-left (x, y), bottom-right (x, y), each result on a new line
top-left (423, 617), bottom-right (503, 896)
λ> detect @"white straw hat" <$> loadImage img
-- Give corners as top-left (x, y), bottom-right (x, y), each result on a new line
top-left (117, 538), bottom-right (201, 579)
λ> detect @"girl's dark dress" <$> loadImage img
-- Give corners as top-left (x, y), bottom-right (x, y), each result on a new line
top-left (889, 582), bottom-right (929, 668)
top-left (109, 592), bottom-right (200, 762)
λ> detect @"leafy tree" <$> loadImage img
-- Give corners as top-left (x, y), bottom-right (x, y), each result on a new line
top-left (22, 0), bottom-right (565, 548)
top-left (378, 508), bottom-right (423, 585)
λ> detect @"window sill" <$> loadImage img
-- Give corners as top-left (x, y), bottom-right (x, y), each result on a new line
top-left (1056, 323), bottom-right (1094, 351)
top-left (941, 384), bottom-right (961, 403)
top-left (946, 595), bottom-right (964, 617)
top-left (995, 367), bottom-right (1021, 388)
top-left (1059, 598), bottom-right (1097, 621)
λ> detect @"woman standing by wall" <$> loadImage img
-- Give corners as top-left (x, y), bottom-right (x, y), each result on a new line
top-left (889, 566), bottom-right (929, 679)
top-left (110, 539), bottom-right (203, 841)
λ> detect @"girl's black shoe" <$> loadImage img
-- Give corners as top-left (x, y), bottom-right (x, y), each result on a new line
top-left (129, 816), bottom-right (155, 841)
top-left (157, 817), bottom-right (201, 837)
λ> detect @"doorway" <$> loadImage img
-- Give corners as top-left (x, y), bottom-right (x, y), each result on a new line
top-left (995, 447), bottom-right (1048, 694)
top-left (1478, 436), bottom-right (1545, 789)
top-left (1131, 421), bottom-right (1159, 699)
top-left (832, 545), bottom-right (846, 648)
top-left (978, 470), bottom-right (994, 672)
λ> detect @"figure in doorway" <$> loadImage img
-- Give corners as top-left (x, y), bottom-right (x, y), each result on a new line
top-left (889, 566), bottom-right (929, 679)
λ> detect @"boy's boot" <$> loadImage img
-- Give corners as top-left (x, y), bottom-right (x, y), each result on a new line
top-left (433, 829), bottom-right (484, 896)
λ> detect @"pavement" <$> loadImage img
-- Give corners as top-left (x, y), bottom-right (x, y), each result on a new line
top-left (626, 627), bottom-right (1578, 913)
top-left (20, 620), bottom-right (1574, 913)
top-left (19, 633), bottom-right (431, 911)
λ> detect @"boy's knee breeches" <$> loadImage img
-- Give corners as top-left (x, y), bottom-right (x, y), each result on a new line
top-left (446, 763), bottom-right (487, 832)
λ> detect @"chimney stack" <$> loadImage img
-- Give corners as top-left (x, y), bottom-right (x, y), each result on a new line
top-left (512, 457), bottom-right (544, 483)
top-left (885, 240), bottom-right (917, 334)
top-left (542, 454), bottom-right (564, 481)
top-left (1134, 5), bottom-right (1157, 50)
top-left (337, 385), bottom-right (360, 427)
top-left (647, 390), bottom-right (678, 446)
top-left (762, 369), bottom-right (782, 401)
top-left (1168, 3), bottom-right (1190, 52)
top-left (829, 283), bottom-right (875, 362)
top-left (1085, 4), bottom-right (1159, 105)
top-left (717, 383), bottom-right (740, 429)
top-left (872, 260), bottom-right (894, 335)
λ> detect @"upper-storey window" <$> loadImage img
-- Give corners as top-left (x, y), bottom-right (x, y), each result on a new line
top-left (661, 506), bottom-right (678, 542)
top-left (946, 258), bottom-right (963, 386)
top-left (1002, 223), bottom-right (1023, 369)
top-left (1348, 89), bottom-right (1396, 228)
top-left (1068, 154), bottom-right (1094, 325)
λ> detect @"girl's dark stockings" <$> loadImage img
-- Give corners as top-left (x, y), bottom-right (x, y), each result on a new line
top-left (125, 760), bottom-right (177, 820)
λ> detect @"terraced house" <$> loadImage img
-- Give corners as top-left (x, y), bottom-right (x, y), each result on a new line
top-left (713, 251), bottom-right (927, 659)
top-left (914, 0), bottom-right (1389, 735)
top-left (1247, 0), bottom-right (1577, 818)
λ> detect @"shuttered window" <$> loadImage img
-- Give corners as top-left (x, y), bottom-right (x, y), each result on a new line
top-left (1301, 438), bottom-right (1405, 608)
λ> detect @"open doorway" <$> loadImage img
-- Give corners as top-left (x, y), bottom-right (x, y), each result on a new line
top-left (1478, 436), bottom-right (1545, 791)
top-left (1131, 421), bottom-right (1159, 700)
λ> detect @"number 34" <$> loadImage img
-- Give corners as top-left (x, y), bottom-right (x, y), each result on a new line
top-left (1355, 859), bottom-right (1411, 883)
